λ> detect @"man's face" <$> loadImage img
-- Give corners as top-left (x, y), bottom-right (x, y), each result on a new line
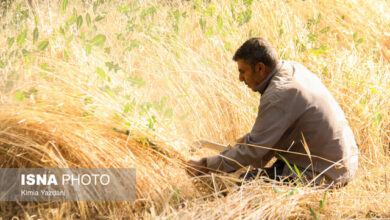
top-left (237, 59), bottom-right (265, 92)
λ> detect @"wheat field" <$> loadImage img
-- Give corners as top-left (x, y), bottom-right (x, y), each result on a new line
top-left (0, 0), bottom-right (389, 219)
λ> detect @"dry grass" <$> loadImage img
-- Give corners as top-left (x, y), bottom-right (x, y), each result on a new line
top-left (0, 0), bottom-right (389, 219)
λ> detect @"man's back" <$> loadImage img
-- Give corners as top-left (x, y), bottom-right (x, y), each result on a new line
top-left (267, 60), bottom-right (359, 184)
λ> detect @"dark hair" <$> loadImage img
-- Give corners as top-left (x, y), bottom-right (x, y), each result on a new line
top-left (233, 37), bottom-right (279, 69)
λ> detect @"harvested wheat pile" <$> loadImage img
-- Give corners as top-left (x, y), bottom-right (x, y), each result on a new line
top-left (0, 104), bottom-right (198, 218)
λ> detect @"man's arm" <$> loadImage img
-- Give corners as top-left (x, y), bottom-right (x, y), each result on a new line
top-left (206, 88), bottom-right (305, 173)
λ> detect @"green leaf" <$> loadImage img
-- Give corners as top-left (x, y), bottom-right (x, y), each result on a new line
top-left (136, 137), bottom-right (156, 147)
top-left (113, 128), bottom-right (130, 136)
top-left (90, 34), bottom-right (106, 47)
top-left (33, 27), bottom-right (39, 44)
top-left (68, 15), bottom-right (76, 25)
top-left (40, 63), bottom-right (48, 70)
top-left (273, 187), bottom-right (282, 193)
top-left (14, 91), bottom-right (26, 102)
top-left (308, 33), bottom-right (318, 42)
top-left (83, 97), bottom-right (92, 105)
top-left (96, 67), bottom-right (106, 79)
top-left (373, 113), bottom-right (383, 123)
top-left (37, 39), bottom-right (49, 51)
top-left (172, 9), bottom-right (180, 22)
top-left (77, 15), bottom-right (83, 29)
top-left (307, 18), bottom-right (316, 28)
top-left (140, 7), bottom-right (156, 20)
top-left (104, 87), bottom-right (115, 99)
top-left (319, 200), bottom-right (324, 212)
top-left (34, 14), bottom-right (39, 26)
top-left (129, 76), bottom-right (146, 87)
top-left (0, 60), bottom-right (5, 68)
top-left (61, 0), bottom-right (68, 15)
top-left (277, 153), bottom-right (301, 180)
top-left (95, 14), bottom-right (106, 22)
top-left (17, 29), bottom-right (28, 47)
top-left (147, 115), bottom-right (156, 130)
top-left (319, 191), bottom-right (327, 212)
top-left (82, 111), bottom-right (94, 118)
top-left (319, 45), bottom-right (328, 51)
top-left (309, 207), bottom-right (318, 220)
top-left (59, 26), bottom-right (65, 36)
top-left (369, 87), bottom-right (379, 94)
top-left (294, 164), bottom-right (303, 181)
top-left (93, 2), bottom-right (98, 13)
top-left (237, 8), bottom-right (252, 26)
top-left (125, 40), bottom-right (140, 52)
top-left (105, 61), bottom-right (121, 72)
top-left (124, 99), bottom-right (136, 114)
top-left (124, 103), bottom-right (131, 114)
top-left (7, 37), bottom-right (15, 48)
top-left (217, 15), bottom-right (223, 31)
top-left (288, 190), bottom-right (295, 195)
top-left (140, 102), bottom-right (151, 114)
top-left (311, 45), bottom-right (328, 55)
top-left (22, 49), bottom-right (31, 57)
top-left (173, 188), bottom-right (180, 203)
top-left (244, 0), bottom-right (253, 5)
top-left (85, 44), bottom-right (92, 55)
top-left (8, 50), bottom-right (14, 59)
top-left (317, 13), bottom-right (322, 23)
top-left (204, 5), bottom-right (216, 17)
top-left (199, 17), bottom-right (206, 31)
top-left (81, 32), bottom-right (86, 44)
top-left (319, 26), bottom-right (330, 34)
top-left (63, 49), bottom-right (69, 62)
top-left (86, 13), bottom-right (91, 27)
top-left (353, 32), bottom-right (358, 41)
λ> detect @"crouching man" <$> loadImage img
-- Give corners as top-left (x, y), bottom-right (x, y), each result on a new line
top-left (186, 37), bottom-right (358, 187)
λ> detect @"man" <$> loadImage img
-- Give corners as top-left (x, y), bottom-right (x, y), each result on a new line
top-left (186, 37), bottom-right (359, 187)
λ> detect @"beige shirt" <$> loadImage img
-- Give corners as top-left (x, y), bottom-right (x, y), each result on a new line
top-left (207, 60), bottom-right (359, 185)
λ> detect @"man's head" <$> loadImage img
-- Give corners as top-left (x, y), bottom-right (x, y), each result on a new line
top-left (233, 37), bottom-right (279, 92)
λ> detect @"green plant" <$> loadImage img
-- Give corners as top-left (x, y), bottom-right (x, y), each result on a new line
top-left (309, 191), bottom-right (327, 220)
top-left (277, 153), bottom-right (304, 185)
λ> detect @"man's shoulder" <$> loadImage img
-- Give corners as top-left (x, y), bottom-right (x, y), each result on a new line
top-left (267, 61), bottom-right (299, 93)
top-left (272, 60), bottom-right (322, 91)
top-left (278, 60), bottom-right (315, 79)
top-left (261, 76), bottom-right (301, 107)
top-left (264, 60), bottom-right (320, 103)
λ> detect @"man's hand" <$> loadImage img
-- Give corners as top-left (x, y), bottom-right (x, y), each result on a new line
top-left (235, 134), bottom-right (248, 145)
top-left (185, 158), bottom-right (209, 176)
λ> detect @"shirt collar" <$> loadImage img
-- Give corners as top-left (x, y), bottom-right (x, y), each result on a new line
top-left (256, 60), bottom-right (284, 94)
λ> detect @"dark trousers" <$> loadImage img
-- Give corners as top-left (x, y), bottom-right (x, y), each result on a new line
top-left (239, 160), bottom-right (286, 181)
top-left (238, 160), bottom-right (347, 188)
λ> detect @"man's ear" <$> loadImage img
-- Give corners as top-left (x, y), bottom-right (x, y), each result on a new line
top-left (255, 62), bottom-right (266, 75)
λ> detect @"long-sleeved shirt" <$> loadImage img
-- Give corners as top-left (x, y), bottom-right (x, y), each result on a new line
top-left (206, 60), bottom-right (359, 185)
